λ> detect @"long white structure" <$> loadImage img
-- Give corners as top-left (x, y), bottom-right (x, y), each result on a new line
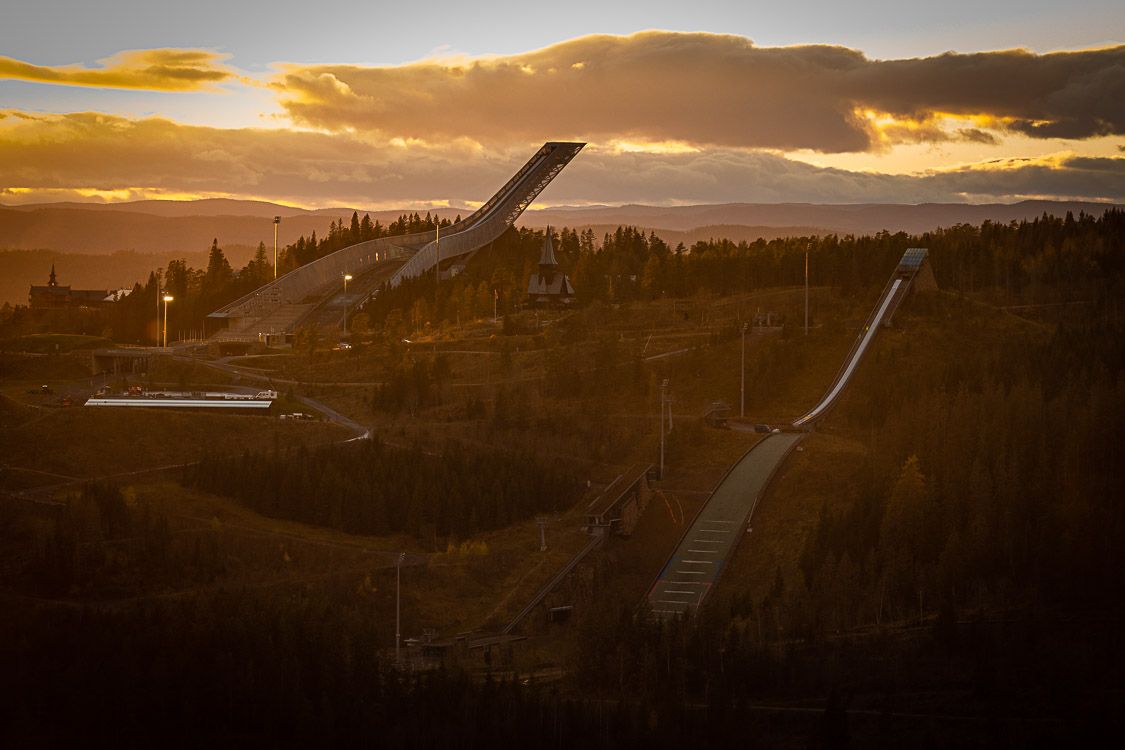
top-left (792, 247), bottom-right (931, 428)
top-left (85, 389), bottom-right (278, 411)
top-left (792, 279), bottom-right (902, 427)
top-left (85, 398), bottom-right (274, 411)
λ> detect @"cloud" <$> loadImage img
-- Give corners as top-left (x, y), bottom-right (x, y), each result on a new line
top-left (1, 111), bottom-right (1121, 207)
top-left (274, 32), bottom-right (1125, 153)
top-left (0, 49), bottom-right (237, 91)
top-left (0, 111), bottom-right (518, 206)
top-left (957, 128), bottom-right (1000, 145)
top-left (849, 47), bottom-right (1125, 141)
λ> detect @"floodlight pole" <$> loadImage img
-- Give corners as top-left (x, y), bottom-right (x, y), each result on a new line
top-left (804, 243), bottom-right (810, 336)
top-left (273, 216), bottom-right (280, 280)
top-left (162, 295), bottom-right (174, 349)
top-left (343, 274), bottom-right (353, 335)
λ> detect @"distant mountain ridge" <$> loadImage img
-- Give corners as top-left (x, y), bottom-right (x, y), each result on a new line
top-left (521, 200), bottom-right (1121, 235)
top-left (0, 198), bottom-right (1117, 256)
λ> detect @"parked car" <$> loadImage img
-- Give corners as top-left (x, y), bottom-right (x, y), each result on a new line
top-left (753, 423), bottom-right (772, 433)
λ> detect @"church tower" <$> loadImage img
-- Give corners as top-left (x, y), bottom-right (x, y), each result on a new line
top-left (537, 226), bottom-right (559, 287)
top-left (526, 226), bottom-right (575, 307)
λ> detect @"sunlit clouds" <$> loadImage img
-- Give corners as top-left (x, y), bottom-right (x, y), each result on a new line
top-left (0, 48), bottom-right (239, 91)
top-left (275, 33), bottom-right (1125, 152)
top-left (0, 32), bottom-right (1123, 206)
top-left (1, 110), bottom-right (1121, 207)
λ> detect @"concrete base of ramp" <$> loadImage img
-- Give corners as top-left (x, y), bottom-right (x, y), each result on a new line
top-left (647, 432), bottom-right (803, 619)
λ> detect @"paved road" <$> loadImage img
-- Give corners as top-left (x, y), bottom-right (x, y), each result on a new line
top-left (647, 432), bottom-right (803, 618)
top-left (172, 354), bottom-right (369, 441)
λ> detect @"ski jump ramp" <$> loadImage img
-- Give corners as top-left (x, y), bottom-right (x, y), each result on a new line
top-left (647, 248), bottom-right (934, 619)
top-left (208, 142), bottom-right (584, 341)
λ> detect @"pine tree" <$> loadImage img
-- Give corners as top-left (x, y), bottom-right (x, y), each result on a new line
top-left (350, 211), bottom-right (361, 242)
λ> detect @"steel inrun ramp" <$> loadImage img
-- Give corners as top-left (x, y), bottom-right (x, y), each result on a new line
top-left (646, 433), bottom-right (803, 619)
top-left (792, 247), bottom-right (929, 427)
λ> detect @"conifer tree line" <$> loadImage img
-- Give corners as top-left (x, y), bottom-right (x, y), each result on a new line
top-left (0, 211), bottom-right (443, 343)
top-left (361, 209), bottom-right (1122, 335)
top-left (788, 297), bottom-right (1125, 631)
top-left (184, 437), bottom-right (580, 541)
top-left (2, 588), bottom-right (768, 748)
top-left (3, 209), bottom-right (1116, 343)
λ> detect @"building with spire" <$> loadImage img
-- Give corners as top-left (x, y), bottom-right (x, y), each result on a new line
top-left (526, 227), bottom-right (575, 307)
top-left (29, 265), bottom-right (117, 309)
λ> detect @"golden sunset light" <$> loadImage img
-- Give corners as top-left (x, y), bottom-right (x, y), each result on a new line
top-left (2, 2), bottom-right (1123, 746)
top-left (0, 48), bottom-right (238, 91)
top-left (1, 30), bottom-right (1121, 206)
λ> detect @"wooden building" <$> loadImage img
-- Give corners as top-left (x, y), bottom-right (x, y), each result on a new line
top-left (29, 265), bottom-right (115, 310)
top-left (526, 228), bottom-right (575, 307)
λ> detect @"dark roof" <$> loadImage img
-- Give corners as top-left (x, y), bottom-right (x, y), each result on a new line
top-left (527, 272), bottom-right (574, 297)
top-left (30, 285), bottom-right (71, 295)
top-left (70, 289), bottom-right (111, 301)
top-left (539, 227), bottom-right (558, 267)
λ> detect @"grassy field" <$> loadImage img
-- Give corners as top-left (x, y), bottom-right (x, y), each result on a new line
top-left (0, 406), bottom-right (348, 490)
top-left (709, 289), bottom-right (1051, 618)
top-left (0, 333), bottom-right (111, 353)
top-left (1, 284), bottom-right (976, 657)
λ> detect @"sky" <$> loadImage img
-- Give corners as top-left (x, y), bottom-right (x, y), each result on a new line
top-left (1, 0), bottom-right (1123, 208)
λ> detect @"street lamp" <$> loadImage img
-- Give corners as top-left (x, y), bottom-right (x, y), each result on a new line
top-left (343, 274), bottom-right (353, 335)
top-left (273, 216), bottom-right (280, 280)
top-left (395, 551), bottom-right (406, 665)
top-left (741, 322), bottom-right (748, 418)
top-left (162, 295), bottom-right (174, 349)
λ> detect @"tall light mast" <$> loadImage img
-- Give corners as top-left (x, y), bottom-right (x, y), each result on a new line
top-left (273, 216), bottom-right (281, 280)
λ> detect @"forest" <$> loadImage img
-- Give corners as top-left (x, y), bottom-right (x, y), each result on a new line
top-left (360, 209), bottom-right (1122, 339)
top-left (0, 209), bottom-right (451, 344)
top-left (2, 209), bottom-right (1118, 346)
top-left (184, 438), bottom-right (581, 543)
top-left (566, 293), bottom-right (1123, 718)
top-left (2, 209), bottom-right (1122, 745)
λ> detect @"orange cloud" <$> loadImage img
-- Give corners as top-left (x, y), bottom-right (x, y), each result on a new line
top-left (274, 32), bottom-right (1125, 153)
top-left (0, 48), bottom-right (237, 91)
top-left (1, 110), bottom-right (1121, 207)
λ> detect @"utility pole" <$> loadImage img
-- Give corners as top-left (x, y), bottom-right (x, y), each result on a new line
top-left (395, 552), bottom-right (405, 665)
top-left (537, 517), bottom-right (548, 552)
top-left (804, 243), bottom-right (810, 336)
top-left (659, 379), bottom-right (669, 479)
top-left (741, 322), bottom-right (748, 418)
top-left (273, 216), bottom-right (280, 280)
